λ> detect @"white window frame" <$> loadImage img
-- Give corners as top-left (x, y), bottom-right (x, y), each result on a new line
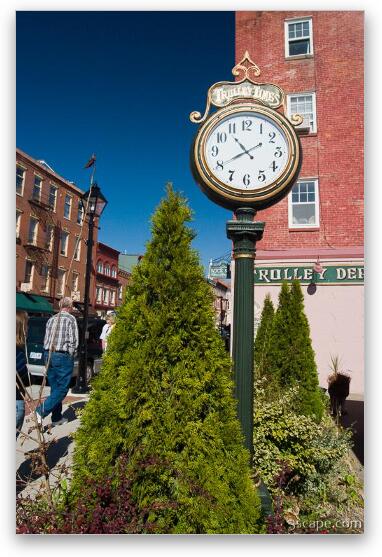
top-left (71, 271), bottom-right (79, 292)
top-left (48, 184), bottom-right (58, 211)
top-left (16, 164), bottom-right (26, 196)
top-left (74, 235), bottom-right (81, 261)
top-left (60, 230), bottom-right (69, 256)
top-left (57, 268), bottom-right (66, 296)
top-left (118, 285), bottom-right (123, 300)
top-left (287, 92), bottom-right (317, 133)
top-left (104, 263), bottom-right (110, 276)
top-left (96, 286), bottom-right (103, 303)
top-left (110, 290), bottom-right (116, 305)
top-left (77, 200), bottom-right (84, 225)
top-left (103, 288), bottom-right (109, 304)
top-left (64, 193), bottom-right (72, 220)
top-left (285, 17), bottom-right (313, 58)
top-left (16, 210), bottom-right (22, 238)
top-left (40, 264), bottom-right (50, 293)
top-left (288, 178), bottom-right (320, 229)
top-left (32, 174), bottom-right (43, 201)
top-left (28, 216), bottom-right (39, 245)
top-left (24, 260), bottom-right (34, 286)
top-left (97, 260), bottom-right (103, 273)
top-left (45, 225), bottom-right (54, 251)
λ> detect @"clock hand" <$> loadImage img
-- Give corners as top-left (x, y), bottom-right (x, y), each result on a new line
top-left (234, 137), bottom-right (254, 159)
top-left (219, 142), bottom-right (263, 167)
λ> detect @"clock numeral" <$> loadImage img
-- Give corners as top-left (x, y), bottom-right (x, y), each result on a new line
top-left (259, 123), bottom-right (263, 134)
top-left (228, 170), bottom-right (235, 182)
top-left (242, 119), bottom-right (252, 131)
top-left (217, 132), bottom-right (227, 143)
top-left (269, 131), bottom-right (276, 143)
top-left (243, 174), bottom-right (250, 186)
top-left (228, 123), bottom-right (236, 134)
top-left (216, 160), bottom-right (224, 170)
top-left (274, 146), bottom-right (282, 158)
top-left (270, 160), bottom-right (278, 172)
top-left (258, 170), bottom-right (266, 182)
top-left (211, 145), bottom-right (219, 157)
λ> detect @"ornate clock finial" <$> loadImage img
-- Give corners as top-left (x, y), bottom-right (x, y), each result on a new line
top-left (232, 51), bottom-right (261, 81)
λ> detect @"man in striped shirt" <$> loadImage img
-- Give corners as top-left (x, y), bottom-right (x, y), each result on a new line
top-left (36, 297), bottom-right (79, 427)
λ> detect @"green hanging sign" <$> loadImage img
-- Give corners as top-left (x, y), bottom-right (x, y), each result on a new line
top-left (254, 265), bottom-right (364, 284)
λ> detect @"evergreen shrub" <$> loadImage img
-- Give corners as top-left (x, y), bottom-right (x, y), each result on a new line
top-left (71, 184), bottom-right (262, 534)
top-left (254, 293), bottom-right (274, 380)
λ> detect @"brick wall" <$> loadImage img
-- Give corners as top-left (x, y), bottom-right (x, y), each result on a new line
top-left (235, 11), bottom-right (364, 250)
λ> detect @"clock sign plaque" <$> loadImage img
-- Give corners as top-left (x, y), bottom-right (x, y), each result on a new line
top-left (190, 52), bottom-right (303, 211)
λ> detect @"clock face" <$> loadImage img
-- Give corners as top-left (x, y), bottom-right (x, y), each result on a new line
top-left (204, 111), bottom-right (289, 191)
top-left (191, 103), bottom-right (301, 210)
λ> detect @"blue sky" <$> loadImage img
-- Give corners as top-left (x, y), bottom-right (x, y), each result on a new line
top-left (16, 11), bottom-right (235, 272)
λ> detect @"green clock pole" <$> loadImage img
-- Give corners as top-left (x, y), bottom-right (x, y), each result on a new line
top-left (227, 208), bottom-right (264, 459)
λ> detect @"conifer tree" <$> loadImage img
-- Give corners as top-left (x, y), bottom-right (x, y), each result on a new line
top-left (254, 294), bottom-right (275, 379)
top-left (267, 281), bottom-right (324, 420)
top-left (71, 184), bottom-right (262, 534)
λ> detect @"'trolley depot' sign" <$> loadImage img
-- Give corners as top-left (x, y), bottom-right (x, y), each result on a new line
top-left (254, 265), bottom-right (364, 284)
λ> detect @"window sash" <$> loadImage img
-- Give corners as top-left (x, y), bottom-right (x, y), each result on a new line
top-left (33, 177), bottom-right (42, 201)
top-left (287, 92), bottom-right (317, 133)
top-left (60, 231), bottom-right (69, 256)
top-left (289, 180), bottom-right (319, 228)
top-left (16, 166), bottom-right (25, 194)
top-left (49, 186), bottom-right (57, 210)
top-left (64, 195), bottom-right (72, 219)
top-left (74, 236), bottom-right (81, 260)
top-left (57, 270), bottom-right (66, 295)
top-left (286, 18), bottom-right (313, 57)
top-left (28, 218), bottom-right (38, 244)
top-left (16, 211), bottom-right (21, 237)
top-left (24, 261), bottom-right (34, 284)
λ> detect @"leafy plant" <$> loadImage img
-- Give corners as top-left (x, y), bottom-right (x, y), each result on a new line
top-left (70, 184), bottom-right (262, 534)
top-left (254, 294), bottom-right (275, 380)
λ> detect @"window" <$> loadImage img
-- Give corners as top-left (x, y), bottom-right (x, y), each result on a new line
top-left (71, 271), bottom-right (79, 293)
top-left (64, 194), bottom-right (72, 219)
top-left (118, 285), bottom-right (123, 300)
top-left (97, 260), bottom-right (103, 273)
top-left (110, 290), bottom-right (116, 305)
top-left (285, 18), bottom-right (313, 57)
top-left (287, 93), bottom-right (317, 133)
top-left (16, 210), bottom-right (22, 239)
top-left (104, 263), bottom-right (110, 276)
top-left (33, 176), bottom-right (42, 201)
top-left (24, 261), bottom-right (34, 285)
top-left (111, 266), bottom-right (117, 278)
top-left (16, 165), bottom-right (25, 195)
top-left (74, 235), bottom-right (81, 261)
top-left (41, 265), bottom-right (50, 292)
top-left (48, 185), bottom-right (58, 210)
top-left (103, 288), bottom-right (109, 304)
top-left (60, 230), bottom-right (69, 256)
top-left (289, 179), bottom-right (319, 228)
top-left (96, 286), bottom-right (102, 303)
top-left (77, 200), bottom-right (84, 224)
top-left (45, 225), bottom-right (54, 250)
top-left (28, 217), bottom-right (39, 245)
top-left (57, 269), bottom-right (66, 296)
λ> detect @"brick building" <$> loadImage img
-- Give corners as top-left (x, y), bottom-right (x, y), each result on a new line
top-left (94, 242), bottom-right (120, 317)
top-left (16, 148), bottom-right (98, 313)
top-left (234, 11), bottom-right (364, 396)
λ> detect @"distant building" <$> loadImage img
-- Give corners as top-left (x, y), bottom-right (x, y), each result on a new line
top-left (235, 11), bottom-right (364, 396)
top-left (16, 148), bottom-right (98, 314)
top-left (117, 253), bottom-right (143, 307)
top-left (94, 242), bottom-right (120, 317)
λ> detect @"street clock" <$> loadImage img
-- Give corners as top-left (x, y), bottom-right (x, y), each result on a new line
top-left (190, 52), bottom-right (302, 211)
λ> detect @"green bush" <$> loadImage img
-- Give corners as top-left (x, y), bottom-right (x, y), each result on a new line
top-left (253, 379), bottom-right (352, 499)
top-left (266, 281), bottom-right (324, 420)
top-left (254, 294), bottom-right (274, 380)
top-left (71, 184), bottom-right (262, 534)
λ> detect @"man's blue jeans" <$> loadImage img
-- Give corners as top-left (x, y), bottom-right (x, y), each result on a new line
top-left (36, 351), bottom-right (74, 422)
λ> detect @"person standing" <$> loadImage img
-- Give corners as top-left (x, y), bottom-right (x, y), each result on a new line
top-left (35, 297), bottom-right (79, 427)
top-left (16, 310), bottom-right (29, 439)
top-left (100, 310), bottom-right (116, 352)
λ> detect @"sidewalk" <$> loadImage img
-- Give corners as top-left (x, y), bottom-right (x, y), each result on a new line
top-left (16, 385), bottom-right (89, 499)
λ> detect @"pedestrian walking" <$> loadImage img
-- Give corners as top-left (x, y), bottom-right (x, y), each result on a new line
top-left (16, 310), bottom-right (29, 439)
top-left (100, 311), bottom-right (116, 352)
top-left (35, 297), bottom-right (79, 427)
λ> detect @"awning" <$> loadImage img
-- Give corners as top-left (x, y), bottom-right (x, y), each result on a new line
top-left (16, 293), bottom-right (54, 314)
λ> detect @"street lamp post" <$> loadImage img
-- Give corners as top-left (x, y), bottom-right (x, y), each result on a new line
top-left (72, 183), bottom-right (107, 394)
